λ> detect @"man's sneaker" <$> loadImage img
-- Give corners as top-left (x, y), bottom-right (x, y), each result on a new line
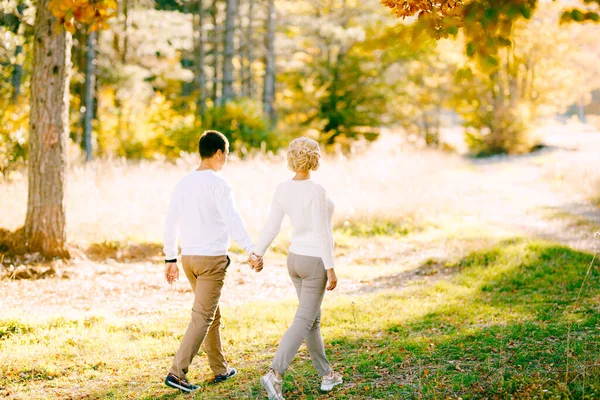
top-left (260, 370), bottom-right (285, 400)
top-left (321, 371), bottom-right (343, 392)
top-left (165, 373), bottom-right (199, 393)
top-left (214, 367), bottom-right (237, 383)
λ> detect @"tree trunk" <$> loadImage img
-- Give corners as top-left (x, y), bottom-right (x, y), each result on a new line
top-left (181, 0), bottom-right (194, 97)
top-left (238, 0), bottom-right (246, 98)
top-left (122, 0), bottom-right (129, 64)
top-left (325, 51), bottom-right (344, 145)
top-left (10, 3), bottom-right (26, 104)
top-left (11, 48), bottom-right (24, 104)
top-left (83, 29), bottom-right (96, 161)
top-left (195, 0), bottom-right (207, 117)
top-left (245, 0), bottom-right (254, 98)
top-left (578, 93), bottom-right (587, 123)
top-left (211, 0), bottom-right (221, 106)
top-left (26, 0), bottom-right (72, 258)
top-left (74, 29), bottom-right (86, 146)
top-left (222, 0), bottom-right (237, 104)
top-left (263, 0), bottom-right (275, 123)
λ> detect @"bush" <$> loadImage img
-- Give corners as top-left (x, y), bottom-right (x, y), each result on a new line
top-left (452, 65), bottom-right (541, 156)
top-left (95, 90), bottom-right (197, 160)
top-left (463, 103), bottom-right (537, 157)
top-left (96, 92), bottom-right (282, 160)
top-left (202, 99), bottom-right (283, 155)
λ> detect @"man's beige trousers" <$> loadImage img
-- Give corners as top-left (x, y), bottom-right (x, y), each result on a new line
top-left (170, 255), bottom-right (230, 379)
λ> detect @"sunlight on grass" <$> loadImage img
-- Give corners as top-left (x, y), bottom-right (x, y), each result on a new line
top-left (0, 135), bottom-right (470, 246)
top-left (333, 215), bottom-right (422, 238)
top-left (2, 239), bottom-right (598, 399)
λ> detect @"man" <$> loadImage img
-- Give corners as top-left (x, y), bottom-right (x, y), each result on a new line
top-left (163, 130), bottom-right (263, 393)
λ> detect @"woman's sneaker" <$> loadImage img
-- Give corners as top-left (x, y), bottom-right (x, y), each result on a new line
top-left (165, 373), bottom-right (199, 393)
top-left (321, 371), bottom-right (343, 392)
top-left (260, 370), bottom-right (285, 400)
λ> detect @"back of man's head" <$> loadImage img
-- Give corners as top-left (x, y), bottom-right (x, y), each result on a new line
top-left (199, 130), bottom-right (229, 159)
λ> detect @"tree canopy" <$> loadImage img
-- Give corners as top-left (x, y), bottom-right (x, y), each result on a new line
top-left (381, 0), bottom-right (600, 69)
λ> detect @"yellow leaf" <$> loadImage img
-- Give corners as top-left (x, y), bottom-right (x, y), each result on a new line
top-left (65, 20), bottom-right (76, 34)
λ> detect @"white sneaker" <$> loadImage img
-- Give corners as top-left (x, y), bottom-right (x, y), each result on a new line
top-left (260, 370), bottom-right (285, 400)
top-left (321, 371), bottom-right (343, 392)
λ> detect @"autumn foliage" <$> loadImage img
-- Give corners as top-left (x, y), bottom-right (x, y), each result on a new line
top-left (380, 0), bottom-right (462, 18)
top-left (381, 0), bottom-right (600, 30)
top-left (48, 0), bottom-right (117, 33)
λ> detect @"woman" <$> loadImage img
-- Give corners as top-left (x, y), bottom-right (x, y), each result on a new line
top-left (254, 137), bottom-right (343, 400)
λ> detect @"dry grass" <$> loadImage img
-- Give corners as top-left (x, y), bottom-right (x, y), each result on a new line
top-left (0, 133), bottom-right (469, 247)
top-left (2, 129), bottom-right (599, 264)
top-left (539, 127), bottom-right (600, 206)
top-left (543, 155), bottom-right (600, 206)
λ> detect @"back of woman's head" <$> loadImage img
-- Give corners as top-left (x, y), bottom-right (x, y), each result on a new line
top-left (287, 137), bottom-right (321, 172)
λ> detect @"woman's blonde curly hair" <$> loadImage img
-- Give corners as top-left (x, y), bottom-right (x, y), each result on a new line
top-left (287, 137), bottom-right (321, 172)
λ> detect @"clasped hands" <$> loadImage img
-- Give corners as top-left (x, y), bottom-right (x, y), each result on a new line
top-left (248, 252), bottom-right (264, 272)
top-left (165, 252), bottom-right (264, 284)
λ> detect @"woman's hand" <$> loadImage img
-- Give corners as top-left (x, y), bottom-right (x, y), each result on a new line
top-left (326, 268), bottom-right (338, 291)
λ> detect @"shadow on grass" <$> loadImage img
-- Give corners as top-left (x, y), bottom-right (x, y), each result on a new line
top-left (320, 240), bottom-right (600, 398)
top-left (346, 237), bottom-right (526, 296)
top-left (346, 257), bottom-right (454, 296)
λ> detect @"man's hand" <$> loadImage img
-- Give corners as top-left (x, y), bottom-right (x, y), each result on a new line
top-left (326, 268), bottom-right (338, 291)
top-left (165, 262), bottom-right (179, 284)
top-left (248, 252), bottom-right (264, 272)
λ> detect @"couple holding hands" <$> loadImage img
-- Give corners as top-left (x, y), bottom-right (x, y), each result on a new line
top-left (163, 131), bottom-right (342, 399)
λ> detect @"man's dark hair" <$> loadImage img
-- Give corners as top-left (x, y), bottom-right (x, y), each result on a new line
top-left (199, 130), bottom-right (229, 159)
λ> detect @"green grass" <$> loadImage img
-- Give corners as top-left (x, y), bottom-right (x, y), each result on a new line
top-left (333, 216), bottom-right (423, 238)
top-left (1, 239), bottom-right (599, 399)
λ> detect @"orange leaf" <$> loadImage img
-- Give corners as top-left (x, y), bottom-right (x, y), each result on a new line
top-left (64, 20), bottom-right (76, 34)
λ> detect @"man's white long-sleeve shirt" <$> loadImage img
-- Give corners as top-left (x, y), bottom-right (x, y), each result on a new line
top-left (163, 170), bottom-right (254, 260)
